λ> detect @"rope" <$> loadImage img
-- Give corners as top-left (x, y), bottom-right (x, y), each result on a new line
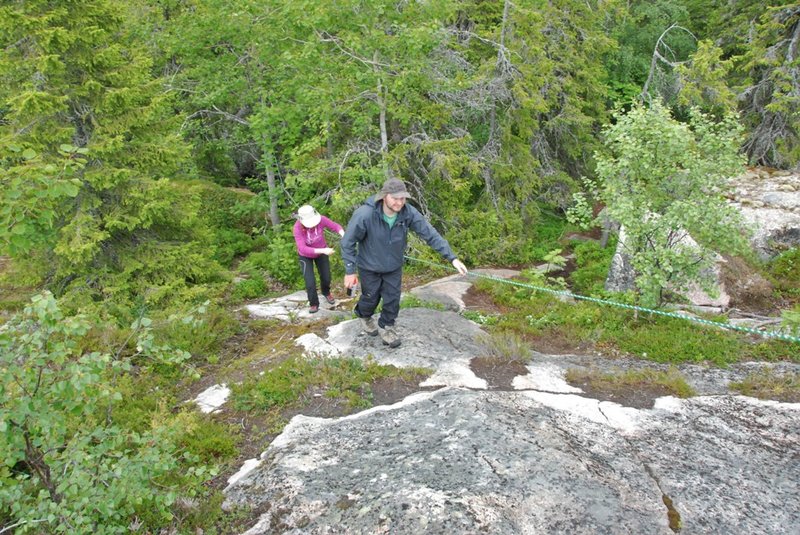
top-left (404, 256), bottom-right (800, 345)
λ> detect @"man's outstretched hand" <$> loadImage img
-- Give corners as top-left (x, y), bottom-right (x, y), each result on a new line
top-left (452, 258), bottom-right (468, 275)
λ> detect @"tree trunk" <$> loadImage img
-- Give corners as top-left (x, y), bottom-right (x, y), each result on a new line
top-left (23, 428), bottom-right (61, 504)
top-left (481, 0), bottom-right (511, 212)
top-left (264, 149), bottom-right (280, 227)
top-left (375, 51), bottom-right (391, 180)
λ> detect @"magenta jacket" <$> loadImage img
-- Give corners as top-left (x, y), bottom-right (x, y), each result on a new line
top-left (293, 216), bottom-right (344, 258)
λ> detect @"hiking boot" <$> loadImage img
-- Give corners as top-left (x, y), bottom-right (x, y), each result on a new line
top-left (379, 325), bottom-right (401, 348)
top-left (309, 305), bottom-right (319, 313)
top-left (324, 294), bottom-right (336, 305)
top-left (360, 316), bottom-right (379, 336)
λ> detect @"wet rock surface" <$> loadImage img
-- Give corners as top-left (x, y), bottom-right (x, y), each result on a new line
top-left (226, 273), bottom-right (800, 534)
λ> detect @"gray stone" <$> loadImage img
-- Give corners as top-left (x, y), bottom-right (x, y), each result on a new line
top-left (409, 274), bottom-right (472, 311)
top-left (324, 309), bottom-right (487, 389)
top-left (410, 269), bottom-right (520, 312)
top-left (226, 389), bottom-right (672, 535)
top-left (225, 388), bottom-right (800, 535)
top-left (245, 290), bottom-right (355, 322)
top-left (225, 274), bottom-right (800, 535)
top-left (730, 170), bottom-right (800, 259)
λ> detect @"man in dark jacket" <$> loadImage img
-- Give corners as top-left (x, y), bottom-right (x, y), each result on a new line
top-left (341, 178), bottom-right (468, 347)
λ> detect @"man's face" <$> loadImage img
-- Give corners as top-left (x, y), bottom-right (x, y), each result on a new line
top-left (383, 193), bottom-right (406, 214)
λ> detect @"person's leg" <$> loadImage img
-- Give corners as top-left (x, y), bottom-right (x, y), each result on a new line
top-left (354, 268), bottom-right (381, 336)
top-left (377, 266), bottom-right (403, 328)
top-left (299, 255), bottom-right (319, 307)
top-left (315, 255), bottom-right (332, 300)
top-left (354, 268), bottom-right (382, 318)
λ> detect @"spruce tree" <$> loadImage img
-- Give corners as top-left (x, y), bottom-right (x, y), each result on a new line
top-left (0, 0), bottom-right (216, 309)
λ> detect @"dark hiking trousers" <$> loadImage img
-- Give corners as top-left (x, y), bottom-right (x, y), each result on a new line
top-left (299, 254), bottom-right (331, 307)
top-left (353, 266), bottom-right (402, 328)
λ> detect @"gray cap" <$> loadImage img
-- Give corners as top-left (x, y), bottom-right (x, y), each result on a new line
top-left (379, 178), bottom-right (413, 199)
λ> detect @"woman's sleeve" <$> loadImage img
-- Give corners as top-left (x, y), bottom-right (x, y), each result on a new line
top-left (321, 216), bottom-right (344, 234)
top-left (293, 222), bottom-right (316, 257)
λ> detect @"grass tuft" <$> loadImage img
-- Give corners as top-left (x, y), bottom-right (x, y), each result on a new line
top-left (729, 368), bottom-right (800, 403)
top-left (565, 367), bottom-right (696, 398)
top-left (476, 330), bottom-right (533, 363)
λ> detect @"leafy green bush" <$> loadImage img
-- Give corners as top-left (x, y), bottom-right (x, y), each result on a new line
top-left (570, 239), bottom-right (616, 295)
top-left (0, 293), bottom-right (188, 533)
top-left (232, 277), bottom-right (268, 301)
top-left (593, 102), bottom-right (749, 306)
top-left (768, 247), bottom-right (800, 300)
top-left (240, 232), bottom-right (302, 287)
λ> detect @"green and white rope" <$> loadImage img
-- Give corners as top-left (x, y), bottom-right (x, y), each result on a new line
top-left (405, 256), bottom-right (800, 345)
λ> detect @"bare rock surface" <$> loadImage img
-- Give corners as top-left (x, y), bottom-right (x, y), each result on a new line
top-left (730, 169), bottom-right (800, 258)
top-left (228, 273), bottom-right (800, 534)
top-left (409, 269), bottom-right (521, 311)
top-left (245, 290), bottom-right (355, 322)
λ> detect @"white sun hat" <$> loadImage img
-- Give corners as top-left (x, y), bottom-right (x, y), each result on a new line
top-left (296, 205), bottom-right (321, 228)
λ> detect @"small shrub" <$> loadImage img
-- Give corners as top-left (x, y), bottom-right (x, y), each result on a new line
top-left (176, 414), bottom-right (239, 464)
top-left (239, 239), bottom-right (302, 287)
top-left (154, 304), bottom-right (241, 361)
top-left (768, 248), bottom-right (800, 300)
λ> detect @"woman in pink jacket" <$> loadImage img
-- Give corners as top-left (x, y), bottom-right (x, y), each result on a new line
top-left (293, 205), bottom-right (345, 313)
